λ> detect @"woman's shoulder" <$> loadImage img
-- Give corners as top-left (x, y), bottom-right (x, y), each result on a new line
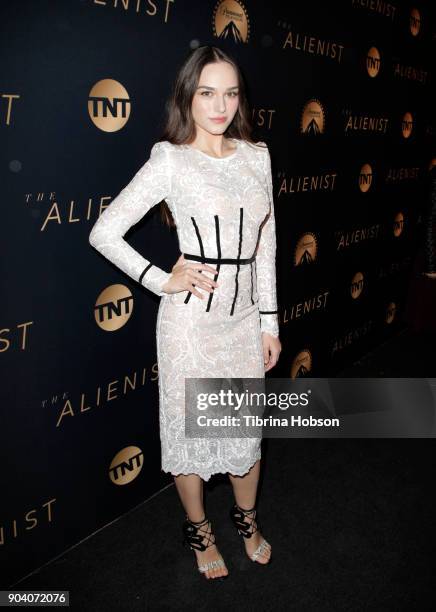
top-left (148, 140), bottom-right (181, 166)
top-left (152, 138), bottom-right (267, 150)
top-left (150, 140), bottom-right (173, 153)
top-left (151, 138), bottom-right (269, 163)
top-left (151, 140), bottom-right (188, 161)
top-left (243, 139), bottom-right (269, 156)
top-left (253, 140), bottom-right (268, 148)
top-left (253, 140), bottom-right (269, 152)
top-left (242, 141), bottom-right (270, 170)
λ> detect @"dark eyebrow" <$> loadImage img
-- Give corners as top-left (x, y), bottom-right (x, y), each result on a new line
top-left (196, 85), bottom-right (239, 91)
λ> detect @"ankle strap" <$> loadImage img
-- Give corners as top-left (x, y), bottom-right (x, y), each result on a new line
top-left (235, 503), bottom-right (256, 513)
top-left (186, 514), bottom-right (208, 525)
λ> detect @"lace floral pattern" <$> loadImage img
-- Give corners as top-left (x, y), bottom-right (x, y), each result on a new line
top-left (89, 139), bottom-right (279, 480)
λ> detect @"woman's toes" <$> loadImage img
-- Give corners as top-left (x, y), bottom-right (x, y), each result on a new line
top-left (249, 536), bottom-right (272, 564)
top-left (198, 550), bottom-right (228, 578)
top-left (220, 562), bottom-right (228, 576)
top-left (213, 563), bottom-right (228, 579)
top-left (260, 544), bottom-right (272, 563)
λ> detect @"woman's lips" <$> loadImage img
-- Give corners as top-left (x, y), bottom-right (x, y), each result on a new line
top-left (210, 117), bottom-right (226, 123)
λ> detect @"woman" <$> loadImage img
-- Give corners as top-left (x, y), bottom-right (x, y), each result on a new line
top-left (88, 46), bottom-right (281, 580)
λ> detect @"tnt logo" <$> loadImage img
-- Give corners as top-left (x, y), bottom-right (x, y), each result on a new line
top-left (94, 284), bottom-right (134, 331)
top-left (410, 8), bottom-right (421, 36)
top-left (88, 79), bottom-right (131, 132)
top-left (359, 163), bottom-right (373, 192)
top-left (393, 212), bottom-right (405, 237)
top-left (366, 47), bottom-right (381, 77)
top-left (109, 446), bottom-right (144, 485)
top-left (402, 112), bottom-right (413, 139)
top-left (351, 272), bottom-right (364, 299)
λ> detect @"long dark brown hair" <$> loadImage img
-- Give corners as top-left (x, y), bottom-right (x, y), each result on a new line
top-left (157, 45), bottom-right (260, 228)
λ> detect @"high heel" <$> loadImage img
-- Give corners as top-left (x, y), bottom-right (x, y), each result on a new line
top-left (229, 503), bottom-right (272, 564)
top-left (182, 514), bottom-right (228, 579)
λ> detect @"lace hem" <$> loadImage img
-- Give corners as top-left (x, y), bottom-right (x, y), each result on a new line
top-left (161, 452), bottom-right (261, 482)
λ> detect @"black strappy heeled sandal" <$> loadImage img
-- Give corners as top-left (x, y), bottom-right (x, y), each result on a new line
top-left (182, 514), bottom-right (228, 579)
top-left (229, 503), bottom-right (272, 564)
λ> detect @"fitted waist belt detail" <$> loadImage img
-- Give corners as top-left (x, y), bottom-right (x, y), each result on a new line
top-left (183, 252), bottom-right (256, 265)
top-left (183, 209), bottom-right (260, 315)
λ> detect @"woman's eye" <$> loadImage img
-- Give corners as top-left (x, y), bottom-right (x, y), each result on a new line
top-left (199, 91), bottom-right (239, 97)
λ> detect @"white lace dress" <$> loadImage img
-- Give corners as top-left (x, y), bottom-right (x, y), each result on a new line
top-left (89, 138), bottom-right (279, 481)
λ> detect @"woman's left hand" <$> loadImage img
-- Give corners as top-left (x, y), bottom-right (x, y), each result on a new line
top-left (262, 333), bottom-right (281, 372)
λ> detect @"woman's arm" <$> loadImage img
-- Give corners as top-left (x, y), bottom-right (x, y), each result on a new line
top-left (88, 141), bottom-right (172, 297)
top-left (256, 142), bottom-right (279, 338)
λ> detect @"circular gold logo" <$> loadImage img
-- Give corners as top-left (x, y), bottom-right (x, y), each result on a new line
top-left (212, 0), bottom-right (250, 43)
top-left (410, 8), bottom-right (421, 36)
top-left (386, 302), bottom-right (396, 324)
top-left (402, 112), bottom-right (413, 138)
top-left (393, 212), bottom-right (404, 237)
top-left (88, 79), bottom-right (131, 132)
top-left (359, 163), bottom-right (373, 192)
top-left (366, 47), bottom-right (381, 77)
top-left (351, 272), bottom-right (364, 299)
top-left (109, 446), bottom-right (144, 485)
top-left (300, 99), bottom-right (325, 134)
top-left (94, 284), bottom-right (134, 331)
top-left (290, 349), bottom-right (312, 379)
top-left (294, 232), bottom-right (318, 265)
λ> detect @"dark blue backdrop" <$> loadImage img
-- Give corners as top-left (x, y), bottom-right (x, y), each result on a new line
top-left (1, 0), bottom-right (434, 586)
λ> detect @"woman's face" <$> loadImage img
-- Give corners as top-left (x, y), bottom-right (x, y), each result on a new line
top-left (191, 61), bottom-right (239, 137)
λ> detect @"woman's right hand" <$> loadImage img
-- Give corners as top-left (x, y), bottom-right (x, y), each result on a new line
top-left (161, 254), bottom-right (219, 299)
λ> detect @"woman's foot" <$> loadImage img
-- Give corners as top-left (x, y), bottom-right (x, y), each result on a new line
top-left (183, 516), bottom-right (229, 579)
top-left (231, 504), bottom-right (272, 564)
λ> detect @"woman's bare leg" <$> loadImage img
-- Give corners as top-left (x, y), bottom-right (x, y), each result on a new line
top-left (228, 459), bottom-right (271, 563)
top-left (174, 473), bottom-right (229, 578)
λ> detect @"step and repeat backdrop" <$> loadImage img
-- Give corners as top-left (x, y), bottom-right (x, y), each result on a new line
top-left (1, 0), bottom-right (434, 586)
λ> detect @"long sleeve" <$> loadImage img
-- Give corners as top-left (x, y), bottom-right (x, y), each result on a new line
top-left (89, 141), bottom-right (172, 297)
top-left (256, 142), bottom-right (279, 338)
